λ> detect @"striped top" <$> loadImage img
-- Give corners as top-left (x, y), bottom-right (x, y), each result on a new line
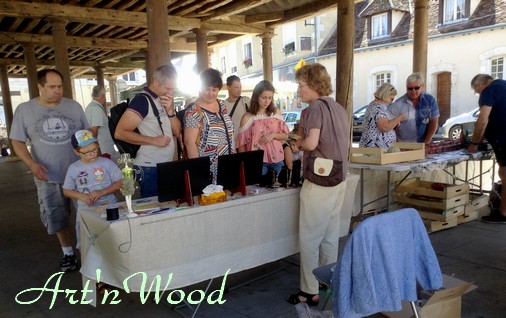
top-left (184, 101), bottom-right (234, 182)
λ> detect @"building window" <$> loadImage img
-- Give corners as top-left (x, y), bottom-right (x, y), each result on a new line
top-left (220, 57), bottom-right (226, 75)
top-left (371, 13), bottom-right (389, 39)
top-left (122, 72), bottom-right (136, 82)
top-left (375, 72), bottom-right (392, 89)
top-left (440, 0), bottom-right (469, 24)
top-left (300, 37), bottom-right (312, 51)
top-left (283, 42), bottom-right (296, 56)
top-left (243, 43), bottom-right (252, 68)
top-left (491, 57), bottom-right (504, 80)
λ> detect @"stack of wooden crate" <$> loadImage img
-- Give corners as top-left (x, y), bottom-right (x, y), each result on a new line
top-left (394, 178), bottom-right (474, 232)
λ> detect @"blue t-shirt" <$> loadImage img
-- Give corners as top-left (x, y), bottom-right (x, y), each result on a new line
top-left (63, 157), bottom-right (123, 208)
top-left (479, 79), bottom-right (506, 144)
top-left (389, 93), bottom-right (440, 142)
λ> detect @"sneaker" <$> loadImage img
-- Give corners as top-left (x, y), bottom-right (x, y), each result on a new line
top-left (60, 254), bottom-right (78, 272)
top-left (481, 213), bottom-right (506, 224)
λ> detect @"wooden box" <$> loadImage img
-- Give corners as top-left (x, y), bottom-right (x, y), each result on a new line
top-left (458, 210), bottom-right (479, 224)
top-left (464, 193), bottom-right (489, 214)
top-left (394, 192), bottom-right (469, 210)
top-left (424, 217), bottom-right (458, 233)
top-left (396, 178), bottom-right (469, 199)
top-left (350, 142), bottom-right (425, 165)
top-left (418, 205), bottom-right (465, 222)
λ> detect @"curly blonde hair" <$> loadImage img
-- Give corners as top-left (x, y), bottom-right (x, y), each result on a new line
top-left (295, 63), bottom-right (333, 96)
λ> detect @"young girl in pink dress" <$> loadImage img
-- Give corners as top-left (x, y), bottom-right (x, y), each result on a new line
top-left (237, 80), bottom-right (290, 175)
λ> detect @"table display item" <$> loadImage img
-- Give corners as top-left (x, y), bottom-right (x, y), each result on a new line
top-left (106, 207), bottom-right (119, 221)
top-left (118, 153), bottom-right (139, 217)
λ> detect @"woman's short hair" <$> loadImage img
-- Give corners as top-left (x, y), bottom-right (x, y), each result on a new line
top-left (249, 80), bottom-right (276, 116)
top-left (200, 68), bottom-right (223, 90)
top-left (295, 63), bottom-right (333, 96)
top-left (374, 83), bottom-right (397, 101)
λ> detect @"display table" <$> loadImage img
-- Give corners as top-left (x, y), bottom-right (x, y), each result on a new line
top-left (348, 149), bottom-right (495, 215)
top-left (80, 188), bottom-right (300, 305)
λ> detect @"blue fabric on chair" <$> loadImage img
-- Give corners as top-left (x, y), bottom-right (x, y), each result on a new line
top-left (331, 208), bottom-right (442, 318)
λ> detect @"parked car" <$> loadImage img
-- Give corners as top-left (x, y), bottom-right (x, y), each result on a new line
top-left (352, 105), bottom-right (368, 140)
top-left (282, 110), bottom-right (301, 132)
top-left (441, 107), bottom-right (480, 140)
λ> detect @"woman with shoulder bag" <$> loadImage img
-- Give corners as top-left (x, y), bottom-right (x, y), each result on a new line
top-left (287, 63), bottom-right (350, 307)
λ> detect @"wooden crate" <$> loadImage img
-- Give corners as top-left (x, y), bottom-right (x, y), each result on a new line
top-left (394, 192), bottom-right (469, 210)
top-left (464, 193), bottom-right (489, 214)
top-left (350, 142), bottom-right (425, 165)
top-left (458, 210), bottom-right (479, 224)
top-left (395, 178), bottom-right (469, 199)
top-left (418, 205), bottom-right (465, 222)
top-left (424, 217), bottom-right (458, 233)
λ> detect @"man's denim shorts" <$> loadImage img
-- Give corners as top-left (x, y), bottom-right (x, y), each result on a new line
top-left (34, 179), bottom-right (72, 234)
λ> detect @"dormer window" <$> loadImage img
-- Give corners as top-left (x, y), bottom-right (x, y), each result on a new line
top-left (371, 13), bottom-right (389, 39)
top-left (440, 0), bottom-right (469, 24)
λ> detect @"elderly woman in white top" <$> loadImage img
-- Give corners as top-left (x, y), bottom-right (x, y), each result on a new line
top-left (359, 83), bottom-right (405, 148)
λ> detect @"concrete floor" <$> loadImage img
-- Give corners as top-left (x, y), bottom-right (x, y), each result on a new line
top-left (1, 157), bottom-right (505, 318)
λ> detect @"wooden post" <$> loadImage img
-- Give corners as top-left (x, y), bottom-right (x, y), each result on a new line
top-left (94, 66), bottom-right (105, 88)
top-left (46, 17), bottom-right (73, 99)
top-left (146, 0), bottom-right (170, 83)
top-left (335, 0), bottom-right (354, 115)
top-left (0, 65), bottom-right (16, 157)
top-left (108, 78), bottom-right (118, 106)
top-left (413, 0), bottom-right (429, 81)
top-left (23, 44), bottom-right (39, 99)
top-left (259, 30), bottom-right (275, 82)
top-left (194, 28), bottom-right (209, 73)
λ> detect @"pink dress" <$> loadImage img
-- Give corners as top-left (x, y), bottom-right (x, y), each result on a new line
top-left (237, 113), bottom-right (290, 163)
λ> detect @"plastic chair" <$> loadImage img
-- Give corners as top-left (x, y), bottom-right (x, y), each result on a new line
top-left (313, 208), bottom-right (442, 318)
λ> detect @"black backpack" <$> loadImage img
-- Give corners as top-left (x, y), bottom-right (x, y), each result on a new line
top-left (109, 93), bottom-right (164, 158)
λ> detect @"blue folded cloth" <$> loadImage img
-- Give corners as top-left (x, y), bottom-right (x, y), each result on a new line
top-left (332, 208), bottom-right (442, 318)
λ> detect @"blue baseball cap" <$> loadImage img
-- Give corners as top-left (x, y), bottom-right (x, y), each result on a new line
top-left (71, 130), bottom-right (97, 148)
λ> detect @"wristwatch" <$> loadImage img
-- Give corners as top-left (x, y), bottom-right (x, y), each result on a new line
top-left (167, 112), bottom-right (176, 118)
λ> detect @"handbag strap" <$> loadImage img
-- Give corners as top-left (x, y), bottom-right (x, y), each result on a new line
top-left (318, 98), bottom-right (337, 139)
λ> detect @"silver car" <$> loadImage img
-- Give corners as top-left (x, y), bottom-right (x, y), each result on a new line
top-left (441, 107), bottom-right (479, 140)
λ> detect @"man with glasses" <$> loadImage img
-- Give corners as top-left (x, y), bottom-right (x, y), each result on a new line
top-left (115, 64), bottom-right (181, 198)
top-left (10, 69), bottom-right (90, 272)
top-left (389, 72), bottom-right (440, 143)
top-left (468, 74), bottom-right (506, 223)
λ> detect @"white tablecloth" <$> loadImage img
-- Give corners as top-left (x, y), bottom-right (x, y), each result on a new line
top-left (80, 188), bottom-right (300, 293)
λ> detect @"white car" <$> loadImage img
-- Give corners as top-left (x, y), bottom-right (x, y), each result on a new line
top-left (282, 110), bottom-right (301, 132)
top-left (441, 107), bottom-right (480, 140)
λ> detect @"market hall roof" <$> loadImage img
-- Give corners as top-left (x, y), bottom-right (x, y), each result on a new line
top-left (0, 0), bottom-right (337, 78)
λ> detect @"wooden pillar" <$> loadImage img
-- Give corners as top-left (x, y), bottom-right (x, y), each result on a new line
top-left (146, 0), bottom-right (170, 83)
top-left (413, 0), bottom-right (429, 81)
top-left (0, 65), bottom-right (16, 157)
top-left (46, 17), bottom-right (73, 99)
top-left (194, 28), bottom-right (209, 73)
top-left (108, 78), bottom-right (118, 106)
top-left (94, 66), bottom-right (105, 88)
top-left (335, 0), bottom-right (354, 115)
top-left (23, 44), bottom-right (39, 99)
top-left (259, 30), bottom-right (275, 82)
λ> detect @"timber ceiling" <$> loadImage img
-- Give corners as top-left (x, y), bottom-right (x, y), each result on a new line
top-left (0, 0), bottom-right (337, 79)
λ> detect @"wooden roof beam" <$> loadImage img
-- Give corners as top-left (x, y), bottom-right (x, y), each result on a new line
top-left (0, 1), bottom-right (201, 31)
top-left (204, 0), bottom-right (274, 21)
top-left (267, 0), bottom-right (337, 27)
